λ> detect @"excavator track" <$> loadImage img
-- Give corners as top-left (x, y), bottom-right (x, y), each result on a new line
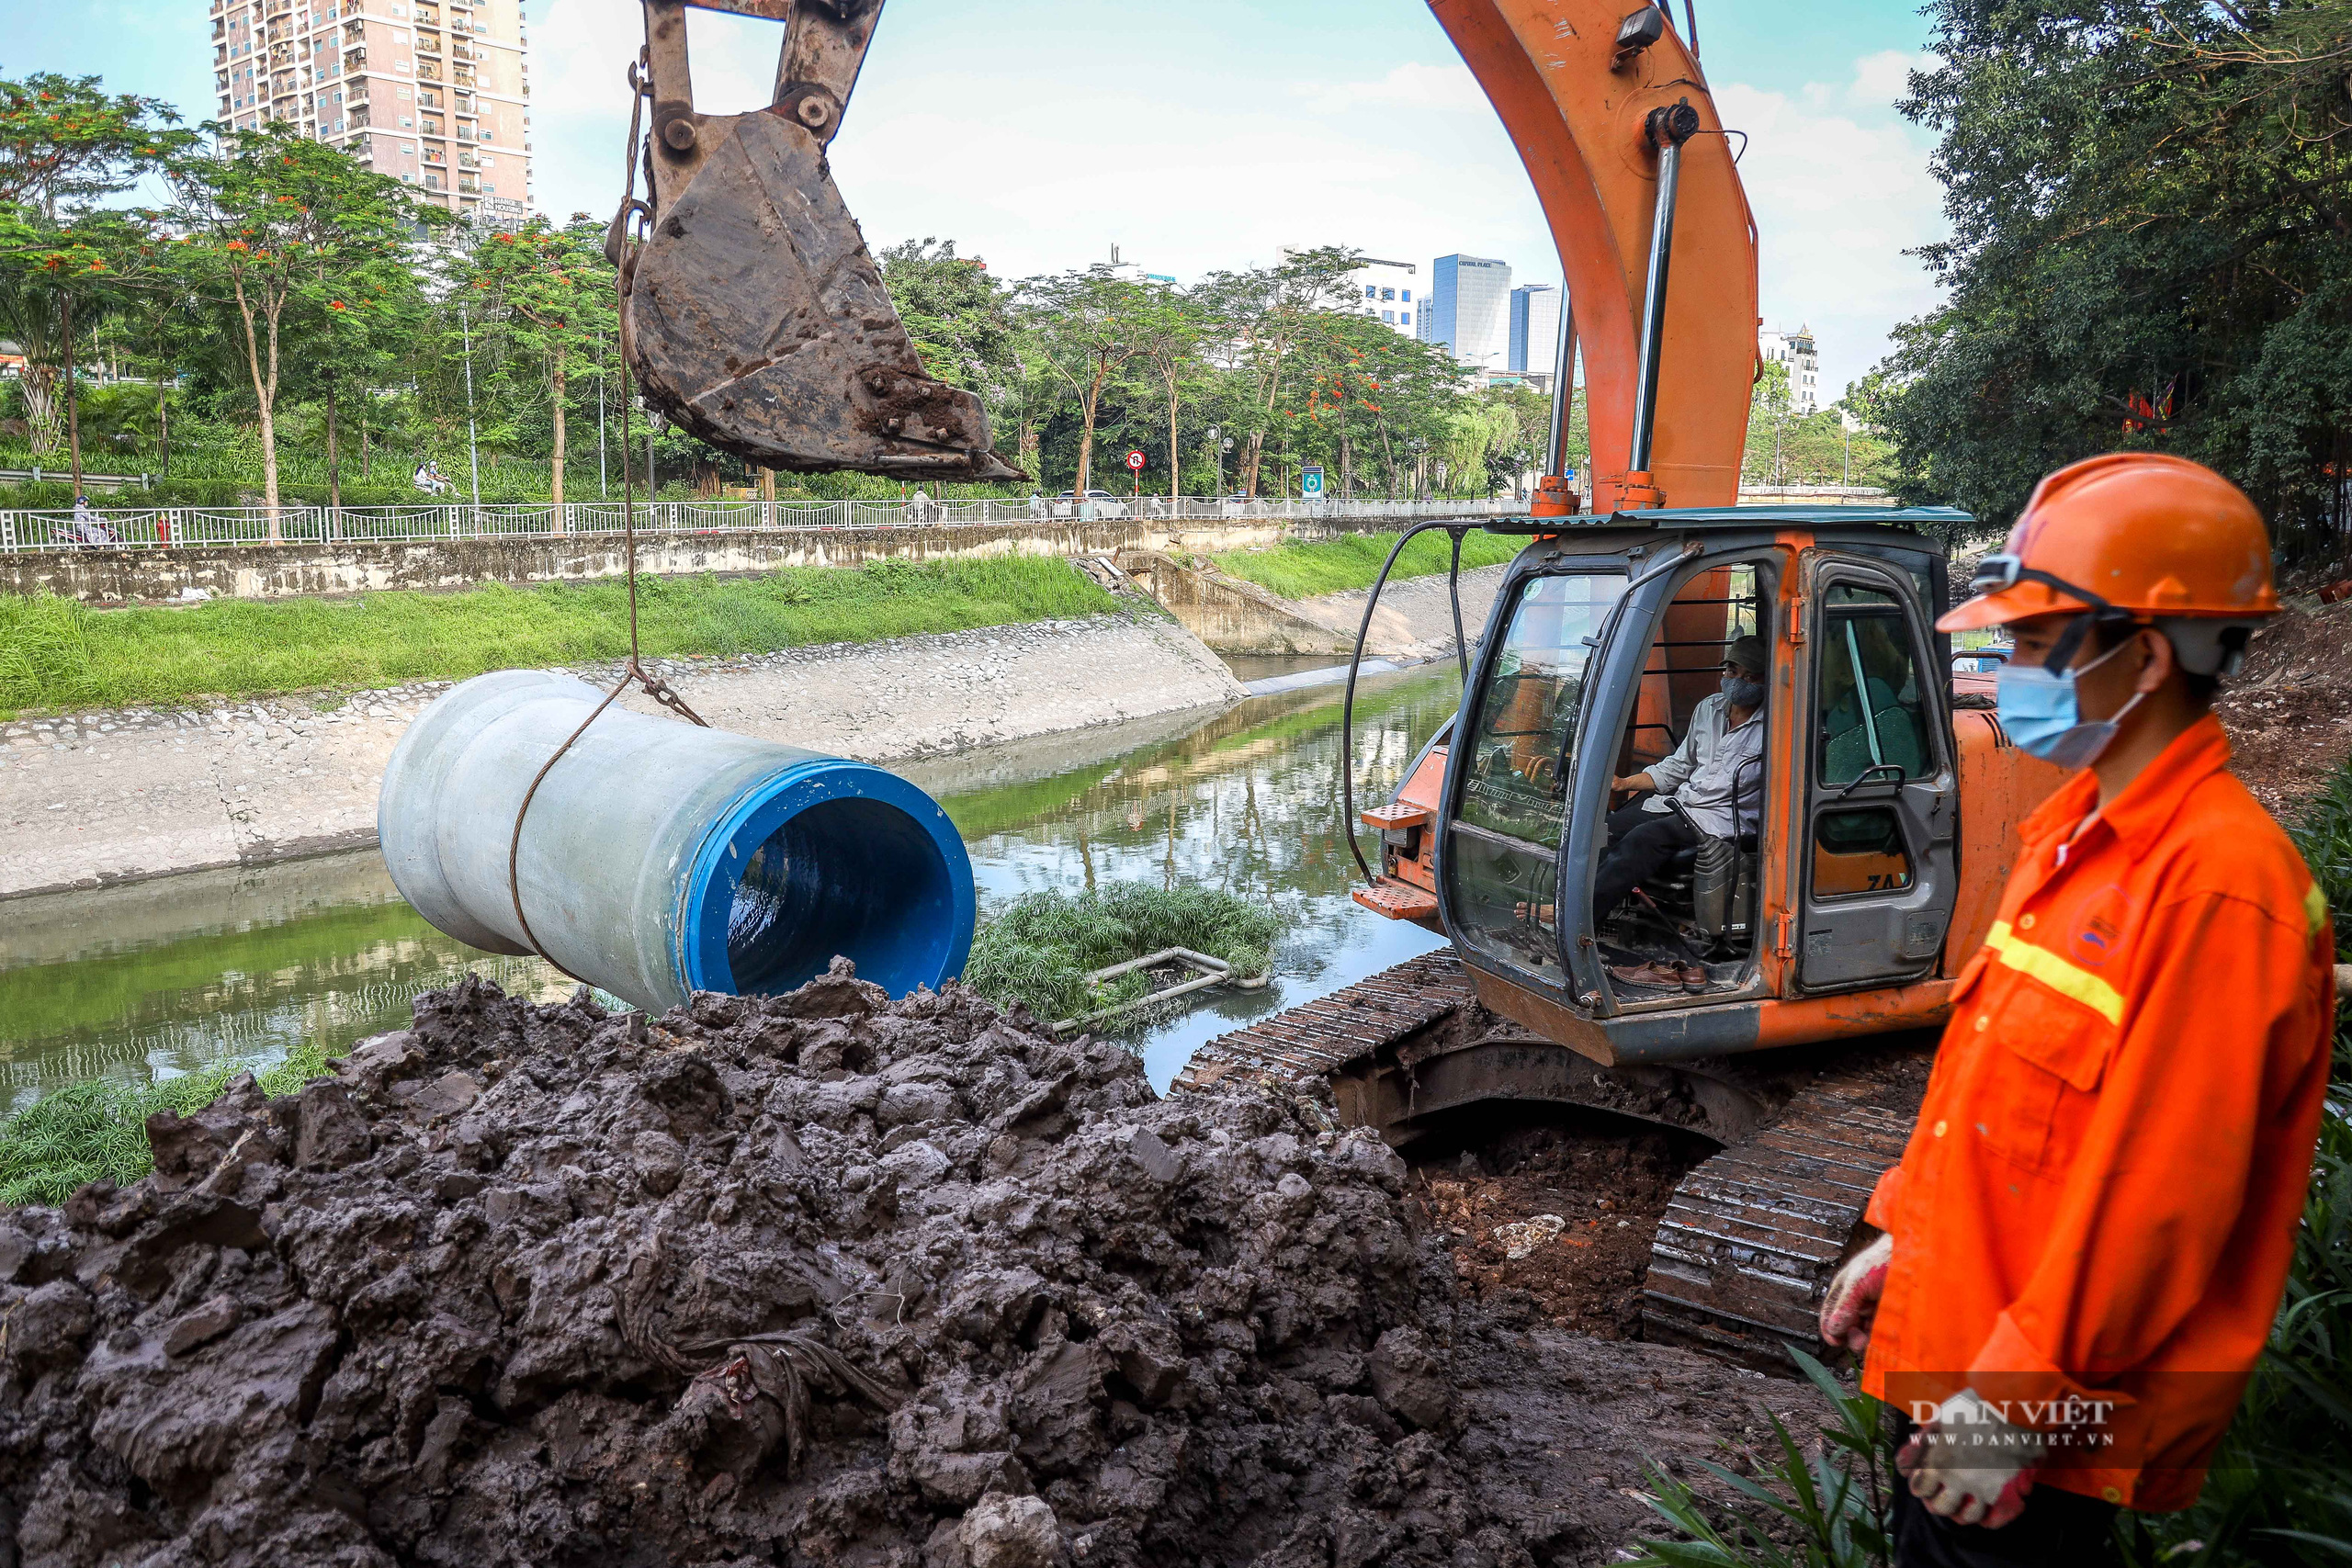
top-left (1174, 953), bottom-right (1931, 1367)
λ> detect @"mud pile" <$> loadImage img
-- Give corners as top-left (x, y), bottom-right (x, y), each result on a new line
top-left (0, 964), bottom-right (1701, 1568)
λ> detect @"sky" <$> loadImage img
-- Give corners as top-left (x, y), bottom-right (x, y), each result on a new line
top-left (2, 0), bottom-right (1947, 400)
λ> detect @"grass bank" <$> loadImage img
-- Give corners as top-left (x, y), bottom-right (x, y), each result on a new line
top-left (0, 557), bottom-right (1117, 715)
top-left (0, 1047), bottom-right (334, 1207)
top-left (1213, 528), bottom-right (1526, 601)
top-left (962, 882), bottom-right (1280, 1032)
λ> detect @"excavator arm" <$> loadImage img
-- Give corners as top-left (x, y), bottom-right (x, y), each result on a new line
top-left (1430, 0), bottom-right (1759, 511)
top-left (610, 0), bottom-right (1756, 507)
top-left (612, 0), bottom-right (1021, 480)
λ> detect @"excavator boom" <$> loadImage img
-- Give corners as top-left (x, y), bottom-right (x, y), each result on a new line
top-left (613, 0), bottom-right (1021, 480)
top-left (1431, 0), bottom-right (1758, 511)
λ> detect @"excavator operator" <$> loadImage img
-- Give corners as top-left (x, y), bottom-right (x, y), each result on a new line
top-left (1598, 634), bottom-right (1765, 987)
top-left (1816, 454), bottom-right (2336, 1567)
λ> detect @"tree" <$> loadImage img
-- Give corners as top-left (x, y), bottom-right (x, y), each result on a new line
top-left (168, 124), bottom-right (415, 529)
top-left (880, 236), bottom-right (1023, 480)
top-left (1016, 269), bottom-right (1152, 498)
top-left (1867, 0), bottom-right (2352, 555)
top-left (461, 217), bottom-right (616, 514)
top-left (1195, 246), bottom-right (1363, 496)
top-left (1128, 288), bottom-right (1207, 502)
top-left (0, 73), bottom-right (186, 482)
top-left (0, 73), bottom-right (183, 220)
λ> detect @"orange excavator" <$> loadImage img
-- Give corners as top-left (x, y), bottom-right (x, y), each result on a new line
top-left (606, 0), bottom-right (2068, 1360)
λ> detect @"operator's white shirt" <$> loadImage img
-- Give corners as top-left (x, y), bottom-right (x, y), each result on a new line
top-left (1642, 691), bottom-right (1764, 840)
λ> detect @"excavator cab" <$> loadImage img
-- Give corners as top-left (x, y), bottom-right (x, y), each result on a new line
top-left (1363, 507), bottom-right (1980, 1069)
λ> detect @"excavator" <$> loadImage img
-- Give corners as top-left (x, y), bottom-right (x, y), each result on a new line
top-left (603, 0), bottom-right (2068, 1361)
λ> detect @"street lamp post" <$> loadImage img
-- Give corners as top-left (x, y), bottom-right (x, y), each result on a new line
top-left (1208, 425), bottom-right (1221, 499)
top-left (458, 302), bottom-right (483, 532)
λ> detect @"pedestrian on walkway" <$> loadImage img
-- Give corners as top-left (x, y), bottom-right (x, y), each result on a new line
top-left (1818, 453), bottom-right (2336, 1566)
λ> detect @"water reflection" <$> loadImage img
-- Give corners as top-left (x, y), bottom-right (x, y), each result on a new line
top-left (0, 667), bottom-right (1464, 1111)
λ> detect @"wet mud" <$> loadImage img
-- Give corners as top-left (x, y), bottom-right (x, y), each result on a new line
top-left (1, 965), bottom-right (1818, 1567)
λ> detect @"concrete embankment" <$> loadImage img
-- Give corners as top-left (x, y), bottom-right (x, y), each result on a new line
top-left (8, 513), bottom-right (1430, 605)
top-left (0, 613), bottom-right (1242, 901)
top-left (1122, 552), bottom-right (1511, 659)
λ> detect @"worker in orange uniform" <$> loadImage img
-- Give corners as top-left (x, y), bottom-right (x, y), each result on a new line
top-left (1816, 453), bottom-right (2336, 1567)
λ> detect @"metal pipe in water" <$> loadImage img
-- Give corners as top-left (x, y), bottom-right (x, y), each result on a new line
top-left (379, 671), bottom-right (976, 1013)
top-left (1628, 102), bottom-right (1702, 481)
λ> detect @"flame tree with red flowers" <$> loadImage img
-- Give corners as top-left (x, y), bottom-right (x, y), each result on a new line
top-left (456, 216), bottom-right (617, 519)
top-left (164, 123), bottom-right (415, 534)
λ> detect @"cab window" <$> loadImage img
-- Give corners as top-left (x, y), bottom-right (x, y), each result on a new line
top-left (1817, 584), bottom-right (1928, 786)
top-left (1449, 572), bottom-right (1625, 983)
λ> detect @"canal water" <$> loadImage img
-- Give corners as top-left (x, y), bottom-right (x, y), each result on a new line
top-left (0, 666), bottom-right (1463, 1114)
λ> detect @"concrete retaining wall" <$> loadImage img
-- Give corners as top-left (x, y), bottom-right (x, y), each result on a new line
top-left (1113, 550), bottom-right (1358, 655)
top-left (4, 514), bottom-right (1418, 604)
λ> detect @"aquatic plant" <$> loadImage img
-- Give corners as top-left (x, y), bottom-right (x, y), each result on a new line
top-left (961, 882), bottom-right (1280, 1032)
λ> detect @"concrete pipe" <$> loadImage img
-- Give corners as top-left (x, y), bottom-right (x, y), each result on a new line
top-left (379, 670), bottom-right (975, 1013)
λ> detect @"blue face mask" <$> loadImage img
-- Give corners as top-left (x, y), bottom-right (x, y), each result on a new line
top-left (1721, 672), bottom-right (1764, 709)
top-left (1996, 637), bottom-right (2144, 768)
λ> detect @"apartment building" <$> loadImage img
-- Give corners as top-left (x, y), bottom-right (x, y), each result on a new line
top-left (1344, 257), bottom-right (1419, 337)
top-left (209, 0), bottom-right (533, 221)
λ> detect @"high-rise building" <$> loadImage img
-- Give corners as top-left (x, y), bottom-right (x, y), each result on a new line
top-left (209, 0), bottom-right (534, 222)
top-left (1426, 254), bottom-right (1511, 371)
top-left (1508, 284), bottom-right (1562, 376)
top-left (1344, 257), bottom-right (1420, 337)
top-left (1759, 325), bottom-right (1820, 414)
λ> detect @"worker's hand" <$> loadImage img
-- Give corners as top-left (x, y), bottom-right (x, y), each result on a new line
top-left (1896, 1389), bottom-right (2044, 1529)
top-left (1818, 1230), bottom-right (1893, 1352)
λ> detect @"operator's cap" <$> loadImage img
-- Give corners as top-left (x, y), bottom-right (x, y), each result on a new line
top-left (1724, 635), bottom-right (1765, 676)
top-left (1938, 453), bottom-right (2279, 634)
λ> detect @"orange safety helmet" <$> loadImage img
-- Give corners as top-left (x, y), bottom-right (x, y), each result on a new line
top-left (1938, 453), bottom-right (2278, 675)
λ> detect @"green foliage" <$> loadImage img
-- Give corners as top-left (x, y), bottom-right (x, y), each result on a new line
top-left (0, 1044), bottom-right (334, 1207)
top-left (961, 882), bottom-right (1281, 1030)
top-left (1625, 1348), bottom-right (1894, 1568)
top-left (0, 557), bottom-right (1114, 711)
top-left (1869, 2), bottom-right (2352, 555)
top-left (1213, 528), bottom-right (1526, 601)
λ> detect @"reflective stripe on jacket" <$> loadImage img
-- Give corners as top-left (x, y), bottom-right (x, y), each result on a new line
top-left (1860, 714), bottom-right (2335, 1512)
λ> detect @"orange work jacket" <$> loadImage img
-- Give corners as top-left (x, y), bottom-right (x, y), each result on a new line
top-left (1861, 714), bottom-right (2335, 1512)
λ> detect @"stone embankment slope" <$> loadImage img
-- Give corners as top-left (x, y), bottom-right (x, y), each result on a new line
top-left (1286, 563), bottom-right (1512, 661)
top-left (0, 615), bottom-right (1243, 901)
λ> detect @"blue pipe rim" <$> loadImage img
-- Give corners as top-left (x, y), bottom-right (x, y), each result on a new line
top-left (674, 759), bottom-right (976, 1001)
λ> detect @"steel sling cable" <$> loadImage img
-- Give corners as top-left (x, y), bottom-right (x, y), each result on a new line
top-left (505, 54), bottom-right (711, 981)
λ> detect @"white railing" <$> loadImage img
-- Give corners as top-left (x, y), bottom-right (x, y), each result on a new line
top-left (0, 494), bottom-right (1517, 553)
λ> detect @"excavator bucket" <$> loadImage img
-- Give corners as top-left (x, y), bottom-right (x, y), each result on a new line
top-left (614, 0), bottom-right (1020, 481)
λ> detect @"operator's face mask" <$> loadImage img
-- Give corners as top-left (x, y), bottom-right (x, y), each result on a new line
top-left (1996, 632), bottom-right (2147, 768)
top-left (1720, 671), bottom-right (1764, 709)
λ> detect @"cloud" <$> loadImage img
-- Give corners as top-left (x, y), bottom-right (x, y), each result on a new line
top-left (1713, 73), bottom-right (1945, 399)
top-left (1294, 62), bottom-right (1491, 117)
top-left (1848, 50), bottom-right (1928, 109)
top-left (522, 1), bottom-right (1942, 397)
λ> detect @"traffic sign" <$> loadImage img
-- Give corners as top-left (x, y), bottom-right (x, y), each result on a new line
top-left (1125, 450), bottom-right (1147, 472)
top-left (1301, 465), bottom-right (1326, 499)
